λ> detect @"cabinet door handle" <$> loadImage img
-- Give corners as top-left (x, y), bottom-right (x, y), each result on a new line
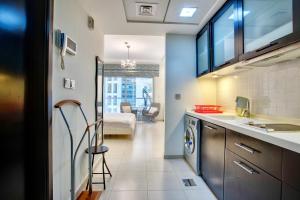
top-left (234, 143), bottom-right (255, 154)
top-left (233, 161), bottom-right (256, 175)
top-left (255, 41), bottom-right (278, 52)
top-left (204, 125), bottom-right (216, 130)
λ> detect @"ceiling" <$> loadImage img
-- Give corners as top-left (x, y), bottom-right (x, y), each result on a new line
top-left (104, 35), bottom-right (165, 64)
top-left (78, 0), bottom-right (227, 35)
top-left (124, 0), bottom-right (218, 25)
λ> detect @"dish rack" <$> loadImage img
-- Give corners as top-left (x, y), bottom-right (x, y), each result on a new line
top-left (194, 105), bottom-right (223, 114)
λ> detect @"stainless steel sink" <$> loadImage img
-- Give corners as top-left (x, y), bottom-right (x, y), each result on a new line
top-left (245, 122), bottom-right (300, 132)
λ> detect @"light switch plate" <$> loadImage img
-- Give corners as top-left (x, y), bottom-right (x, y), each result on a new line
top-left (70, 79), bottom-right (76, 89)
top-left (64, 78), bottom-right (71, 89)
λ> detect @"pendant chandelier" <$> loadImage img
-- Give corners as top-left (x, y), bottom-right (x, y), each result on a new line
top-left (121, 42), bottom-right (136, 68)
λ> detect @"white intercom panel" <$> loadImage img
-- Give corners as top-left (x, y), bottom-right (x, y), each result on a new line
top-left (55, 29), bottom-right (77, 70)
top-left (61, 33), bottom-right (77, 56)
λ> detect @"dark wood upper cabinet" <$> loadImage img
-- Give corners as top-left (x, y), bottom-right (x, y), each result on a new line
top-left (240, 0), bottom-right (300, 61)
top-left (196, 0), bottom-right (300, 77)
top-left (211, 0), bottom-right (239, 71)
top-left (196, 24), bottom-right (210, 77)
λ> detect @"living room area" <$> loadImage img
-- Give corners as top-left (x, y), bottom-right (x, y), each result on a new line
top-left (100, 34), bottom-right (165, 138)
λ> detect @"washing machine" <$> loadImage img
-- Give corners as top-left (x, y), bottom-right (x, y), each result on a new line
top-left (184, 115), bottom-right (200, 175)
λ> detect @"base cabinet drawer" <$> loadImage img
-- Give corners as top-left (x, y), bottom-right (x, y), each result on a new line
top-left (226, 129), bottom-right (282, 179)
top-left (224, 149), bottom-right (281, 200)
top-left (282, 183), bottom-right (300, 200)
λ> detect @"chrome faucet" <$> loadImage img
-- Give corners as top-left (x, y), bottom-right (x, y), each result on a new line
top-left (236, 96), bottom-right (250, 118)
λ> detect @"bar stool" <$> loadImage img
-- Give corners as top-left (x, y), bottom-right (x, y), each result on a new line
top-left (85, 145), bottom-right (112, 190)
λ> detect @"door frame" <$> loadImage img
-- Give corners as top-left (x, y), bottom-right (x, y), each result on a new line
top-left (24, 0), bottom-right (53, 199)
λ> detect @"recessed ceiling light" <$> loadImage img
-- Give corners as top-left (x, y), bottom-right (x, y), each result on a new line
top-left (180, 8), bottom-right (197, 17)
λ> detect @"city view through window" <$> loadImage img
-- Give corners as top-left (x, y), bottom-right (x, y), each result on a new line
top-left (104, 77), bottom-right (153, 113)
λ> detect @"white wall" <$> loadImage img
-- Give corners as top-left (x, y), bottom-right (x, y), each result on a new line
top-left (216, 59), bottom-right (300, 119)
top-left (154, 57), bottom-right (166, 121)
top-left (52, 0), bottom-right (104, 199)
top-left (165, 34), bottom-right (216, 156)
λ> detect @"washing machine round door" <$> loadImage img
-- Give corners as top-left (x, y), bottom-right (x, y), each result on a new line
top-left (184, 126), bottom-right (195, 154)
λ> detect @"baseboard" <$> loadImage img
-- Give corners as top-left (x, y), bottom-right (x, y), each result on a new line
top-left (75, 156), bottom-right (102, 198)
top-left (164, 155), bottom-right (183, 159)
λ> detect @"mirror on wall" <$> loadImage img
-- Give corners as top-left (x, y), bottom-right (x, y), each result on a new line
top-left (96, 56), bottom-right (104, 121)
top-left (95, 56), bottom-right (104, 145)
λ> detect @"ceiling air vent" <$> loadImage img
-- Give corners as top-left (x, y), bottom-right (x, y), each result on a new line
top-left (136, 3), bottom-right (157, 16)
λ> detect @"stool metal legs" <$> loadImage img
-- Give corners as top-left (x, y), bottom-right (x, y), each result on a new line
top-left (86, 153), bottom-right (112, 190)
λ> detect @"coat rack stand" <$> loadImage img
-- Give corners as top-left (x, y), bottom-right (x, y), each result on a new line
top-left (55, 99), bottom-right (101, 200)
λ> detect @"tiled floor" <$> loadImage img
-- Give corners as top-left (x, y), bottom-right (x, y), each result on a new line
top-left (93, 121), bottom-right (217, 200)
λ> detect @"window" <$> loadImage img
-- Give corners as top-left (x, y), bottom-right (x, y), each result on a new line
top-left (107, 96), bottom-right (111, 105)
top-left (104, 77), bottom-right (153, 113)
top-left (113, 96), bottom-right (117, 105)
top-left (113, 83), bottom-right (117, 93)
top-left (107, 83), bottom-right (112, 93)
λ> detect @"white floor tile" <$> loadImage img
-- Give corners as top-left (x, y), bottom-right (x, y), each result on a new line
top-left (99, 190), bottom-right (111, 200)
top-left (185, 189), bottom-right (217, 200)
top-left (147, 171), bottom-right (182, 190)
top-left (148, 190), bottom-right (187, 200)
top-left (97, 122), bottom-right (216, 200)
top-left (146, 159), bottom-right (174, 172)
top-left (113, 171), bottom-right (147, 191)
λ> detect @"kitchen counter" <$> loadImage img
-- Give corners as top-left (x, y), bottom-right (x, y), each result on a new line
top-left (186, 110), bottom-right (300, 154)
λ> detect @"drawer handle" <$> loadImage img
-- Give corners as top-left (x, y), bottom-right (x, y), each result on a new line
top-left (204, 125), bottom-right (216, 130)
top-left (234, 143), bottom-right (255, 154)
top-left (233, 161), bottom-right (256, 175)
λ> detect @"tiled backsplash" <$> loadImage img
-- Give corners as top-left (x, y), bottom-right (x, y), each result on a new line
top-left (216, 59), bottom-right (300, 119)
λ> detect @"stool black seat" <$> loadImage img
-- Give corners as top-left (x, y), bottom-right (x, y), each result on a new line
top-left (85, 145), bottom-right (109, 154)
top-left (85, 145), bottom-right (112, 190)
